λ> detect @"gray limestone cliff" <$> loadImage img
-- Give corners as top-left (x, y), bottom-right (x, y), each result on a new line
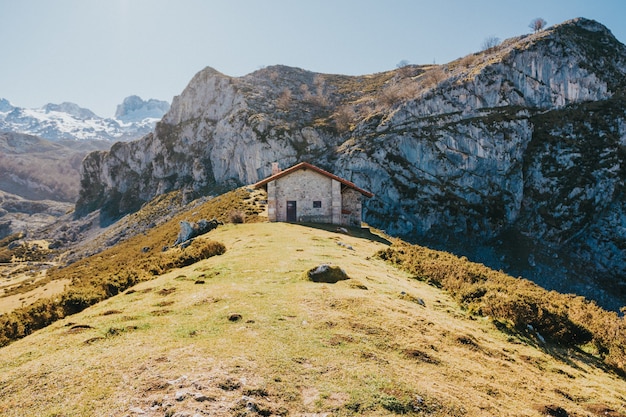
top-left (76, 18), bottom-right (626, 309)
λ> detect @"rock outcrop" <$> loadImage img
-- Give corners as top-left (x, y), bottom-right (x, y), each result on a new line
top-left (76, 18), bottom-right (626, 309)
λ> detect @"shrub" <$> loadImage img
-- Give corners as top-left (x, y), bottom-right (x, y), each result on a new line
top-left (229, 210), bottom-right (245, 224)
top-left (61, 287), bottom-right (105, 315)
top-left (153, 239), bottom-right (226, 275)
top-left (380, 395), bottom-right (411, 414)
top-left (103, 271), bottom-right (140, 297)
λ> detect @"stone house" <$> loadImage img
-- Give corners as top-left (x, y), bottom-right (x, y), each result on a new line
top-left (253, 162), bottom-right (373, 226)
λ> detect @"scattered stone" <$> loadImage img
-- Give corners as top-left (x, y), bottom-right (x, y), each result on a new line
top-left (194, 280), bottom-right (205, 284)
top-left (336, 241), bottom-right (354, 250)
top-left (306, 264), bottom-right (350, 283)
top-left (175, 390), bottom-right (187, 401)
top-left (48, 240), bottom-right (62, 249)
top-left (173, 219), bottom-right (222, 247)
top-left (141, 246), bottom-right (150, 253)
top-left (241, 395), bottom-right (258, 413)
top-left (399, 291), bottom-right (426, 306)
top-left (128, 406), bottom-right (146, 414)
top-left (167, 375), bottom-right (188, 387)
top-left (193, 392), bottom-right (212, 402)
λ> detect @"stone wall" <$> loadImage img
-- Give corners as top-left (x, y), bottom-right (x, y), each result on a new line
top-left (341, 188), bottom-right (363, 226)
top-left (272, 169), bottom-right (334, 223)
top-left (268, 168), bottom-right (363, 225)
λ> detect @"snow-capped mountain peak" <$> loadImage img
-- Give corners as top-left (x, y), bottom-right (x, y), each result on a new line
top-left (0, 98), bottom-right (15, 113)
top-left (115, 95), bottom-right (170, 123)
top-left (42, 102), bottom-right (98, 120)
top-left (0, 96), bottom-right (170, 142)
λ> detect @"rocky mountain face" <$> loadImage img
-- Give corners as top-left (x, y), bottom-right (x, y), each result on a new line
top-left (0, 96), bottom-right (169, 142)
top-left (0, 190), bottom-right (72, 240)
top-left (76, 18), bottom-right (626, 309)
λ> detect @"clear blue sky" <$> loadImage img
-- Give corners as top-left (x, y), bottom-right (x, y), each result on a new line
top-left (1, 0), bottom-right (624, 117)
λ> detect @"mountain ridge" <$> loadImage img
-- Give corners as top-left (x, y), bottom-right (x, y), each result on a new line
top-left (73, 17), bottom-right (626, 310)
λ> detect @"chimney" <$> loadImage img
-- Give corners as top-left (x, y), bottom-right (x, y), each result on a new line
top-left (271, 162), bottom-right (281, 175)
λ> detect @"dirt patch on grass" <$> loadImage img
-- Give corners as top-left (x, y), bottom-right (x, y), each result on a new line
top-left (157, 287), bottom-right (177, 296)
top-left (403, 348), bottom-right (440, 364)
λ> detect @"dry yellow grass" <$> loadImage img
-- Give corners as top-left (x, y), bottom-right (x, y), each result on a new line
top-left (0, 187), bottom-right (265, 344)
top-left (0, 222), bottom-right (624, 417)
top-left (0, 275), bottom-right (69, 314)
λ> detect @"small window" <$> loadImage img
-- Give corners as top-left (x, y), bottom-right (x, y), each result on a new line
top-left (313, 201), bottom-right (322, 208)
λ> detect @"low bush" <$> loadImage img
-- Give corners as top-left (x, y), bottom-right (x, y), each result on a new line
top-left (156, 240), bottom-right (226, 273)
top-left (229, 210), bottom-right (245, 224)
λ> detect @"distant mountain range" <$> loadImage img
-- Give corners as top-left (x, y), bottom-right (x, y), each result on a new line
top-left (0, 95), bottom-right (169, 142)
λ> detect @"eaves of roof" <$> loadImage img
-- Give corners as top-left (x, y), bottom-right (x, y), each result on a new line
top-left (253, 162), bottom-right (374, 198)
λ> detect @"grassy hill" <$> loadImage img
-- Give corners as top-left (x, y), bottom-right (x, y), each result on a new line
top-left (0, 214), bottom-right (625, 416)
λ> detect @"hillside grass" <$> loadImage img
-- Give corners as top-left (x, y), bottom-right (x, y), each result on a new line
top-left (0, 222), bottom-right (624, 416)
top-left (0, 187), bottom-right (265, 346)
top-left (376, 242), bottom-right (626, 375)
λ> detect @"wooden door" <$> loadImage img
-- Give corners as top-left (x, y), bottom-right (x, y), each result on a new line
top-left (286, 200), bottom-right (297, 222)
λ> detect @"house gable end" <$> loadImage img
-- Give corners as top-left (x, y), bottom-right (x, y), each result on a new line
top-left (254, 162), bottom-right (372, 226)
top-left (253, 162), bottom-right (373, 198)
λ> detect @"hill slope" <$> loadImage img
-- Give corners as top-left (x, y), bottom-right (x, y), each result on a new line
top-left (74, 18), bottom-right (626, 310)
top-left (0, 222), bottom-right (624, 417)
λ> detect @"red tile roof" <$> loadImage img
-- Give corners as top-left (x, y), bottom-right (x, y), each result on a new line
top-left (253, 162), bottom-right (374, 198)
